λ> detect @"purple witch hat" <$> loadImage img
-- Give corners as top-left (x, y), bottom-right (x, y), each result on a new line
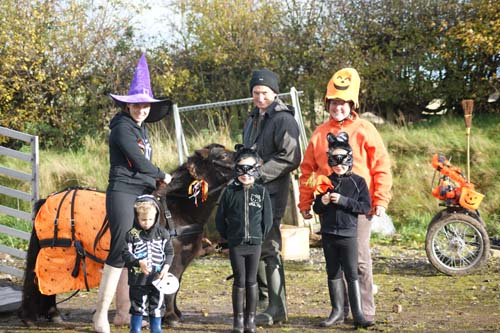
top-left (110, 53), bottom-right (172, 123)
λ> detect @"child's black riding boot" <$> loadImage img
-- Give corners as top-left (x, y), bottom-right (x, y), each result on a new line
top-left (232, 285), bottom-right (245, 333)
top-left (348, 280), bottom-right (374, 329)
top-left (320, 278), bottom-right (344, 327)
top-left (244, 284), bottom-right (258, 333)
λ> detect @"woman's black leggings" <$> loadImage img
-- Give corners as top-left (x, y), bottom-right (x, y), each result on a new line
top-left (322, 233), bottom-right (359, 281)
top-left (229, 244), bottom-right (262, 288)
top-left (105, 190), bottom-right (142, 267)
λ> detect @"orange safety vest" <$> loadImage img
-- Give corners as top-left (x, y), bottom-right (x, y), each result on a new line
top-left (34, 188), bottom-right (110, 295)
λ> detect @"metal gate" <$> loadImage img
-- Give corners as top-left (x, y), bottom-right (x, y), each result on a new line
top-left (0, 126), bottom-right (39, 278)
top-left (171, 88), bottom-right (308, 227)
top-left (172, 87), bottom-right (307, 164)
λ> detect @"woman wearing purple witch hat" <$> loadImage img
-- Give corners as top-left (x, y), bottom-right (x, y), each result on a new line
top-left (93, 54), bottom-right (172, 333)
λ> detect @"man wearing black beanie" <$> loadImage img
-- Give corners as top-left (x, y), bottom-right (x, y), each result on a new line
top-left (249, 69), bottom-right (280, 94)
top-left (242, 69), bottom-right (301, 327)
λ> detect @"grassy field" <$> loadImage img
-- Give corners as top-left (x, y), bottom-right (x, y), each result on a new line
top-left (0, 114), bottom-right (499, 250)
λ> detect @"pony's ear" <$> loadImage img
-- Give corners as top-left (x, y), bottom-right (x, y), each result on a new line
top-left (187, 160), bottom-right (199, 179)
top-left (195, 147), bottom-right (210, 159)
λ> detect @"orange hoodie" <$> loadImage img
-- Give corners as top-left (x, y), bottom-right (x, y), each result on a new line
top-left (298, 111), bottom-right (392, 213)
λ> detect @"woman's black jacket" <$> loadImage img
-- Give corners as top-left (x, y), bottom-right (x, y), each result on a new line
top-left (107, 112), bottom-right (165, 195)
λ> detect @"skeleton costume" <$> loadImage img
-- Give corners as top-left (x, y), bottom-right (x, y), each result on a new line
top-left (123, 195), bottom-right (174, 319)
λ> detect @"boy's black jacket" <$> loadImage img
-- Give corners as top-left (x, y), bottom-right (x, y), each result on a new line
top-left (215, 181), bottom-right (273, 247)
top-left (123, 215), bottom-right (174, 286)
top-left (313, 172), bottom-right (371, 237)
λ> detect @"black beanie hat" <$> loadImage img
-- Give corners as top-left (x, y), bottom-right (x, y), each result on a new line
top-left (249, 69), bottom-right (279, 94)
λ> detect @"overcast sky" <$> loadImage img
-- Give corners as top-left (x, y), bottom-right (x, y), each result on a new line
top-left (129, 1), bottom-right (181, 46)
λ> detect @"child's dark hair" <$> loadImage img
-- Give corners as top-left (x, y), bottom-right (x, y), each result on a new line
top-left (233, 144), bottom-right (262, 165)
top-left (233, 144), bottom-right (262, 179)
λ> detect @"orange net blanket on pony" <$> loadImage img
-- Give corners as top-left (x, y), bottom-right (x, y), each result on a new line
top-left (34, 188), bottom-right (110, 295)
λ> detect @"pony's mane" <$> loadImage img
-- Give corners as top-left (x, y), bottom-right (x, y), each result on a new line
top-left (163, 163), bottom-right (193, 198)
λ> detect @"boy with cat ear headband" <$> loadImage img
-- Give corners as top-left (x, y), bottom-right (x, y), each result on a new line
top-left (216, 145), bottom-right (272, 333)
top-left (313, 132), bottom-right (373, 329)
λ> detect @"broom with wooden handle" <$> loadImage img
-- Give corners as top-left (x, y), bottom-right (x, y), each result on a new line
top-left (461, 99), bottom-right (474, 183)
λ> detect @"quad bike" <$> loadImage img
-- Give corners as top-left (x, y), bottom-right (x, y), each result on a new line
top-left (425, 154), bottom-right (489, 275)
top-left (424, 99), bottom-right (495, 276)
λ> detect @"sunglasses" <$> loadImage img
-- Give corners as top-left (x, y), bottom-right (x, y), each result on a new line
top-left (327, 153), bottom-right (352, 167)
top-left (235, 164), bottom-right (260, 177)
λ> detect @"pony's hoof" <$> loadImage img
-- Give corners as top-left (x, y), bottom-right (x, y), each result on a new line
top-left (20, 318), bottom-right (36, 328)
top-left (48, 308), bottom-right (64, 323)
top-left (49, 314), bottom-right (64, 323)
top-left (165, 318), bottom-right (181, 327)
top-left (164, 314), bottom-right (181, 328)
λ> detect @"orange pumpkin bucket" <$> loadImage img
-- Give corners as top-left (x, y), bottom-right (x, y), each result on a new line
top-left (458, 186), bottom-right (484, 210)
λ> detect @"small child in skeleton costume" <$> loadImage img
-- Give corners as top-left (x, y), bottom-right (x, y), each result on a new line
top-left (122, 194), bottom-right (174, 333)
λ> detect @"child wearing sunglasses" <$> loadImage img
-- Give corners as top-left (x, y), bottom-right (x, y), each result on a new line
top-left (312, 132), bottom-right (373, 329)
top-left (215, 145), bottom-right (273, 333)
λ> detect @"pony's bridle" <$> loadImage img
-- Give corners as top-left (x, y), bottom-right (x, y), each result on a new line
top-left (158, 157), bottom-right (233, 238)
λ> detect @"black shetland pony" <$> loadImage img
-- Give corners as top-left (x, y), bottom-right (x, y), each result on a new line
top-left (18, 143), bottom-right (234, 327)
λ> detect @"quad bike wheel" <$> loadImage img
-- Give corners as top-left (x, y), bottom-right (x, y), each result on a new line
top-left (425, 211), bottom-right (490, 275)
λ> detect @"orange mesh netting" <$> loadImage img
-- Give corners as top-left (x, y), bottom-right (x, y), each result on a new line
top-left (34, 188), bottom-right (110, 295)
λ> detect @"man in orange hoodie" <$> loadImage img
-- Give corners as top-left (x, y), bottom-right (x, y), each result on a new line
top-left (298, 68), bottom-right (392, 322)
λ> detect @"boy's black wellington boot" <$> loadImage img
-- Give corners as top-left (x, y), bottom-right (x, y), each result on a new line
top-left (244, 284), bottom-right (258, 333)
top-left (348, 280), bottom-right (375, 329)
top-left (232, 285), bottom-right (245, 333)
top-left (320, 279), bottom-right (345, 327)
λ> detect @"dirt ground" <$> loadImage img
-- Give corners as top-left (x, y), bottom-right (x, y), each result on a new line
top-left (0, 245), bottom-right (499, 333)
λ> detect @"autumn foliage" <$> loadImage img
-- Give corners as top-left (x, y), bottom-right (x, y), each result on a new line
top-left (1, 0), bottom-right (498, 149)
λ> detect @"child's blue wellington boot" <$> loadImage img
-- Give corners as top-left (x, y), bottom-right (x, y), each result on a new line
top-left (130, 314), bottom-right (143, 333)
top-left (149, 316), bottom-right (163, 333)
